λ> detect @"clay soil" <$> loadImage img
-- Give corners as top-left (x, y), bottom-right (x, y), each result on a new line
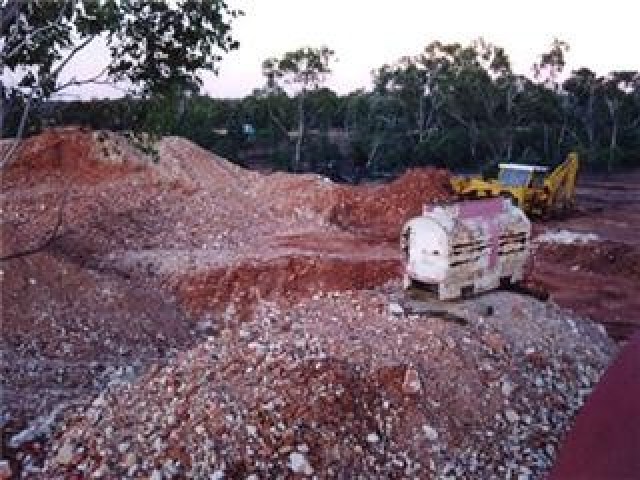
top-left (0, 128), bottom-right (631, 478)
top-left (530, 170), bottom-right (640, 340)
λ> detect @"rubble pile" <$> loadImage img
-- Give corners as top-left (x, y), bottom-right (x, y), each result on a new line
top-left (38, 288), bottom-right (612, 479)
top-left (1, 128), bottom-right (620, 478)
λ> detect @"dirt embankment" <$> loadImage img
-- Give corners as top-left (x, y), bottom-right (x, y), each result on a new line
top-left (0, 128), bottom-right (621, 478)
top-left (0, 129), bottom-right (450, 473)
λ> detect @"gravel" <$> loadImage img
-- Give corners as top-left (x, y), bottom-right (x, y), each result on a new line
top-left (1, 130), bottom-right (617, 479)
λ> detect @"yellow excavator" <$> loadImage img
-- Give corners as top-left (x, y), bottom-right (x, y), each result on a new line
top-left (450, 152), bottom-right (579, 217)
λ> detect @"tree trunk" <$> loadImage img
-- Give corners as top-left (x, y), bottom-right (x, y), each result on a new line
top-left (1, 92), bottom-right (33, 169)
top-left (0, 84), bottom-right (6, 138)
top-left (609, 118), bottom-right (618, 172)
top-left (586, 86), bottom-right (596, 164)
top-left (367, 137), bottom-right (381, 173)
top-left (469, 121), bottom-right (478, 162)
top-left (606, 98), bottom-right (619, 173)
top-left (418, 95), bottom-right (425, 142)
top-left (543, 124), bottom-right (549, 158)
top-left (294, 92), bottom-right (305, 171)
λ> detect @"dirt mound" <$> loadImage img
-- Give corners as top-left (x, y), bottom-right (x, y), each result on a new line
top-left (2, 128), bottom-right (154, 189)
top-left (0, 129), bottom-right (432, 430)
top-left (328, 168), bottom-right (453, 240)
top-left (36, 289), bottom-right (613, 479)
top-left (530, 238), bottom-right (640, 339)
top-left (173, 241), bottom-right (402, 319)
top-left (1, 128), bottom-right (621, 478)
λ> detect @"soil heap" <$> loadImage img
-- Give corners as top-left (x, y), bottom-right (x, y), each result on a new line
top-left (0, 128), bottom-right (616, 478)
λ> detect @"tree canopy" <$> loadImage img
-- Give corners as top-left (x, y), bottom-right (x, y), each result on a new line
top-left (1, 0), bottom-right (242, 96)
top-left (3, 31), bottom-right (640, 177)
top-left (261, 46), bottom-right (336, 170)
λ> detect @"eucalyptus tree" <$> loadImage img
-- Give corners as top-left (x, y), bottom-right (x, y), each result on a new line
top-left (262, 46), bottom-right (335, 170)
top-left (1, 0), bottom-right (243, 165)
top-left (600, 71), bottom-right (640, 170)
top-left (563, 67), bottom-right (602, 165)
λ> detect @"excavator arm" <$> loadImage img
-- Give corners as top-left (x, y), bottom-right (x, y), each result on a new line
top-left (543, 152), bottom-right (579, 213)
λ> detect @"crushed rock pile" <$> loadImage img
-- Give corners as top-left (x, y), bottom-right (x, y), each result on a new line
top-left (1, 128), bottom-right (616, 478)
top-left (1, 128), bottom-right (449, 471)
top-left (37, 287), bottom-right (612, 479)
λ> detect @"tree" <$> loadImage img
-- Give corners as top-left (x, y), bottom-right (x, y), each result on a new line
top-left (374, 57), bottom-right (428, 142)
top-left (1, 0), bottom-right (242, 165)
top-left (418, 39), bottom-right (513, 164)
top-left (262, 46), bottom-right (335, 171)
top-left (563, 68), bottom-right (602, 165)
top-left (600, 71), bottom-right (639, 171)
top-left (533, 39), bottom-right (570, 91)
top-left (532, 39), bottom-right (571, 159)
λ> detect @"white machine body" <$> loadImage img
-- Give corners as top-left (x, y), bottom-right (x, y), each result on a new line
top-left (402, 198), bottom-right (531, 300)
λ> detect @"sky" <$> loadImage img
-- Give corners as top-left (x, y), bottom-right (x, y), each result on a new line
top-left (60, 0), bottom-right (640, 99)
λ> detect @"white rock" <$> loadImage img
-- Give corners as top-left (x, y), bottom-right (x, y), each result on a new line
top-left (402, 366), bottom-right (422, 394)
top-left (288, 452), bottom-right (313, 475)
top-left (366, 432), bottom-right (380, 443)
top-left (501, 379), bottom-right (515, 397)
top-left (536, 230), bottom-right (599, 245)
top-left (196, 320), bottom-right (214, 333)
top-left (422, 425), bottom-right (439, 442)
top-left (505, 408), bottom-right (520, 423)
top-left (150, 469), bottom-right (163, 480)
top-left (153, 436), bottom-right (165, 452)
top-left (389, 302), bottom-right (404, 316)
top-left (55, 442), bottom-right (74, 465)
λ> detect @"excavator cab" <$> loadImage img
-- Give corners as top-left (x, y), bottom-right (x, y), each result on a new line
top-left (497, 164), bottom-right (548, 188)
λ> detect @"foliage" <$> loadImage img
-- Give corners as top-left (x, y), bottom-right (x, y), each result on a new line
top-left (4, 34), bottom-right (640, 177)
top-left (1, 0), bottom-right (243, 149)
top-left (261, 46), bottom-right (336, 170)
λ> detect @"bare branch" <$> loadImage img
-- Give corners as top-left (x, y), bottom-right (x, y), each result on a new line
top-left (55, 66), bottom-right (109, 91)
top-left (50, 34), bottom-right (97, 80)
top-left (1, 23), bottom-right (61, 65)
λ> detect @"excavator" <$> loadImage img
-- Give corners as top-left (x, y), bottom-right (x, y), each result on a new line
top-left (450, 152), bottom-right (580, 217)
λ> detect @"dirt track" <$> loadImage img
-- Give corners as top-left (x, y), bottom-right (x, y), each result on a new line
top-left (0, 128), bottom-right (630, 478)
